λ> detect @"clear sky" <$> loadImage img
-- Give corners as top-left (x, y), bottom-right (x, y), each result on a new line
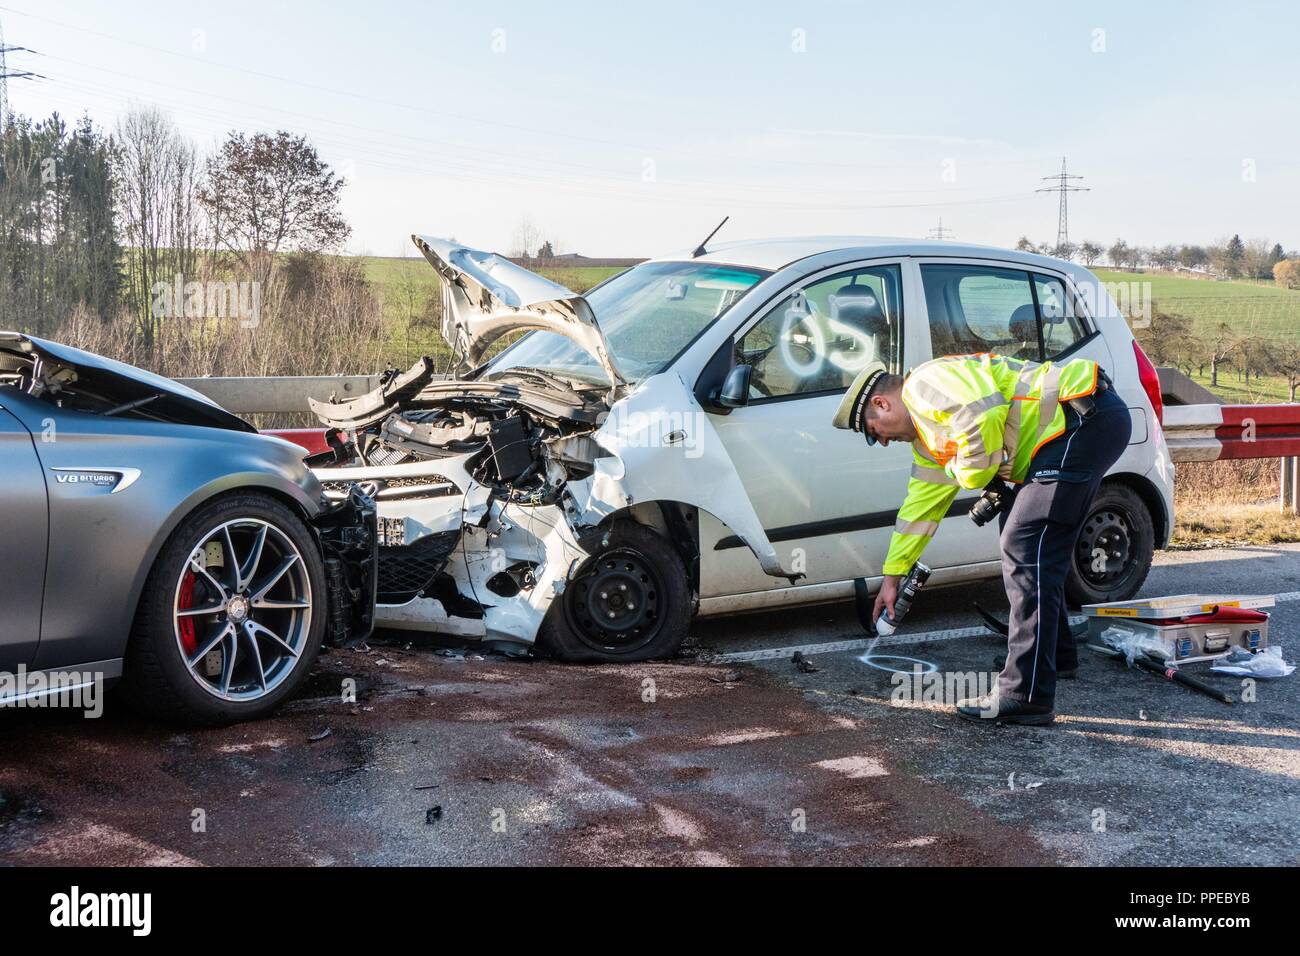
top-left (4, 0), bottom-right (1298, 258)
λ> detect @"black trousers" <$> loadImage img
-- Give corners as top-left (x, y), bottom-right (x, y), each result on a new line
top-left (996, 388), bottom-right (1132, 707)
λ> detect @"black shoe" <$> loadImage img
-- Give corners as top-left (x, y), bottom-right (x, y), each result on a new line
top-left (956, 692), bottom-right (1055, 726)
top-left (993, 654), bottom-right (1076, 679)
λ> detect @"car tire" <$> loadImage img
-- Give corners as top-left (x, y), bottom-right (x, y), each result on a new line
top-left (1065, 481), bottom-right (1155, 607)
top-left (538, 521), bottom-right (691, 663)
top-left (120, 492), bottom-right (326, 725)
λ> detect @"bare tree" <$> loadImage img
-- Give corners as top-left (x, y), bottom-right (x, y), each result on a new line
top-left (1236, 238), bottom-right (1284, 280)
top-left (115, 107), bottom-right (204, 349)
top-left (1273, 340), bottom-right (1300, 401)
top-left (1108, 239), bottom-right (1130, 268)
top-left (1205, 322), bottom-right (1249, 387)
top-left (510, 215), bottom-right (542, 259)
top-left (1151, 244), bottom-right (1180, 270)
top-left (1134, 308), bottom-right (1199, 373)
top-left (1078, 241), bottom-right (1102, 266)
top-left (199, 131), bottom-right (349, 287)
top-left (1177, 244), bottom-right (1208, 270)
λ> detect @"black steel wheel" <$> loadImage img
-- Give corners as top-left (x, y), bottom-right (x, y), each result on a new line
top-left (539, 521), bottom-right (691, 662)
top-left (564, 547), bottom-right (666, 655)
top-left (1066, 482), bottom-right (1155, 606)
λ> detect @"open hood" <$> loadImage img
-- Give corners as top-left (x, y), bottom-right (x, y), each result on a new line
top-left (0, 331), bottom-right (255, 432)
top-left (412, 234), bottom-right (627, 387)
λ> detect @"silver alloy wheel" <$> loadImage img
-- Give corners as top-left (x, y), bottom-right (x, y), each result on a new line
top-left (172, 518), bottom-right (312, 702)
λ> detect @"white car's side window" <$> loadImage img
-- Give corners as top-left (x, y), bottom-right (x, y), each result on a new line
top-left (920, 263), bottom-right (1092, 361)
top-left (1033, 274), bottom-right (1091, 358)
top-left (734, 265), bottom-right (903, 400)
top-left (921, 264), bottom-right (1039, 359)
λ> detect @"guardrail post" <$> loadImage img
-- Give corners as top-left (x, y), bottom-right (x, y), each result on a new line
top-left (1285, 457), bottom-right (1298, 515)
top-left (1292, 456), bottom-right (1300, 515)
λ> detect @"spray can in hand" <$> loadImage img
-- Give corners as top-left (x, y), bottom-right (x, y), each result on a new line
top-left (875, 562), bottom-right (931, 636)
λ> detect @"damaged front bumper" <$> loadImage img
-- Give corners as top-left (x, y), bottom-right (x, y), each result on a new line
top-left (312, 451), bottom-right (594, 648)
top-left (312, 485), bottom-right (378, 646)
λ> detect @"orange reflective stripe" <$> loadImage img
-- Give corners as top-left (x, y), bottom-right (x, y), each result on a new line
top-left (1030, 423), bottom-right (1066, 459)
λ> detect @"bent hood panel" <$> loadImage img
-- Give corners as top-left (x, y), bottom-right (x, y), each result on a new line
top-left (411, 234), bottom-right (626, 387)
top-left (0, 331), bottom-right (255, 433)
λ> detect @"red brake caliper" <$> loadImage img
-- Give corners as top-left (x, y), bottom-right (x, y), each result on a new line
top-left (178, 568), bottom-right (198, 655)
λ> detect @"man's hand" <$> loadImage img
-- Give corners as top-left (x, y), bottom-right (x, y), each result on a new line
top-left (873, 574), bottom-right (902, 625)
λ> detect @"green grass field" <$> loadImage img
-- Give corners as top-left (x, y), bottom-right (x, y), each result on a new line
top-left (1091, 268), bottom-right (1298, 301)
top-left (1093, 268), bottom-right (1300, 343)
top-left (359, 256), bottom-right (627, 368)
top-left (1090, 268), bottom-right (1300, 404)
top-left (361, 256), bottom-right (623, 305)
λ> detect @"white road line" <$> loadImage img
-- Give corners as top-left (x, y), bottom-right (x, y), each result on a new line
top-left (712, 625), bottom-right (995, 663)
top-left (711, 592), bottom-right (1300, 664)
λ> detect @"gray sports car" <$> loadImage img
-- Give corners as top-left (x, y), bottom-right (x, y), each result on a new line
top-left (0, 332), bottom-right (376, 724)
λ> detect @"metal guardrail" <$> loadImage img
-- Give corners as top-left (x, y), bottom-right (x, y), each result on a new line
top-left (176, 375), bottom-right (392, 414)
top-left (1162, 403), bottom-right (1300, 513)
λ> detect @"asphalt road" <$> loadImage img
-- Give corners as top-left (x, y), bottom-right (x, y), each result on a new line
top-left (1, 543), bottom-right (1297, 866)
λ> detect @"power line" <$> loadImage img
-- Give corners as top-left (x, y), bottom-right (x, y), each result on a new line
top-left (0, 13), bottom-right (45, 129)
top-left (1036, 156), bottom-right (1088, 252)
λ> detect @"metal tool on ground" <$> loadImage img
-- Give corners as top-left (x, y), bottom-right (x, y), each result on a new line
top-left (974, 603), bottom-right (1088, 642)
top-left (1085, 642), bottom-right (1234, 705)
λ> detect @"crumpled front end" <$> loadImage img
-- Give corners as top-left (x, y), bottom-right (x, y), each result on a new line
top-left (307, 360), bottom-right (798, 652)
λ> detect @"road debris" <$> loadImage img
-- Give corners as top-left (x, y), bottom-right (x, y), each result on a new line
top-left (791, 651), bottom-right (819, 673)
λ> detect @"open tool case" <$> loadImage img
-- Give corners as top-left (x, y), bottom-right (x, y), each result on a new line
top-left (1082, 594), bottom-right (1272, 664)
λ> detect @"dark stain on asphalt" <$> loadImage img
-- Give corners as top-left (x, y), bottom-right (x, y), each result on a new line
top-left (0, 640), bottom-right (1054, 866)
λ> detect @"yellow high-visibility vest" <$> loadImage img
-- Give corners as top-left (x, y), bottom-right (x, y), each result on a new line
top-left (883, 352), bottom-right (1100, 575)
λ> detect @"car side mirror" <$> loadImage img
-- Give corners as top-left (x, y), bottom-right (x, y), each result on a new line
top-left (716, 364), bottom-right (752, 408)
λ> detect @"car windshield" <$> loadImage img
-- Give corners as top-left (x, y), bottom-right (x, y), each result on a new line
top-left (483, 261), bottom-right (770, 385)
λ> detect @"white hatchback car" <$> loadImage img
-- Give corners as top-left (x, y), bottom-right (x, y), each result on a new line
top-left (310, 235), bottom-right (1174, 661)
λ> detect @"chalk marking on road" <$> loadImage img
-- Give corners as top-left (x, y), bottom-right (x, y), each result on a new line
top-left (712, 591), bottom-right (1300, 664)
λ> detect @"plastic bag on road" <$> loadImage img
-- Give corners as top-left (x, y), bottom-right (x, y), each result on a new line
top-left (1210, 646), bottom-right (1295, 679)
top-left (1100, 626), bottom-right (1169, 666)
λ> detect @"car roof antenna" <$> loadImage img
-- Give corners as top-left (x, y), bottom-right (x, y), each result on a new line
top-left (691, 216), bottom-right (730, 258)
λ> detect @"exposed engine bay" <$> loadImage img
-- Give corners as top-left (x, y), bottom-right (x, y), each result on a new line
top-left (307, 356), bottom-right (798, 653)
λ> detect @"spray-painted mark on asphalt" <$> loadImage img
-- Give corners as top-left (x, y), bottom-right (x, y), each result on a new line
top-left (709, 591), bottom-right (1300, 663)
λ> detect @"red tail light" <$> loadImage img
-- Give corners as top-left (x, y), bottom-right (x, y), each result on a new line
top-left (1132, 340), bottom-right (1163, 425)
